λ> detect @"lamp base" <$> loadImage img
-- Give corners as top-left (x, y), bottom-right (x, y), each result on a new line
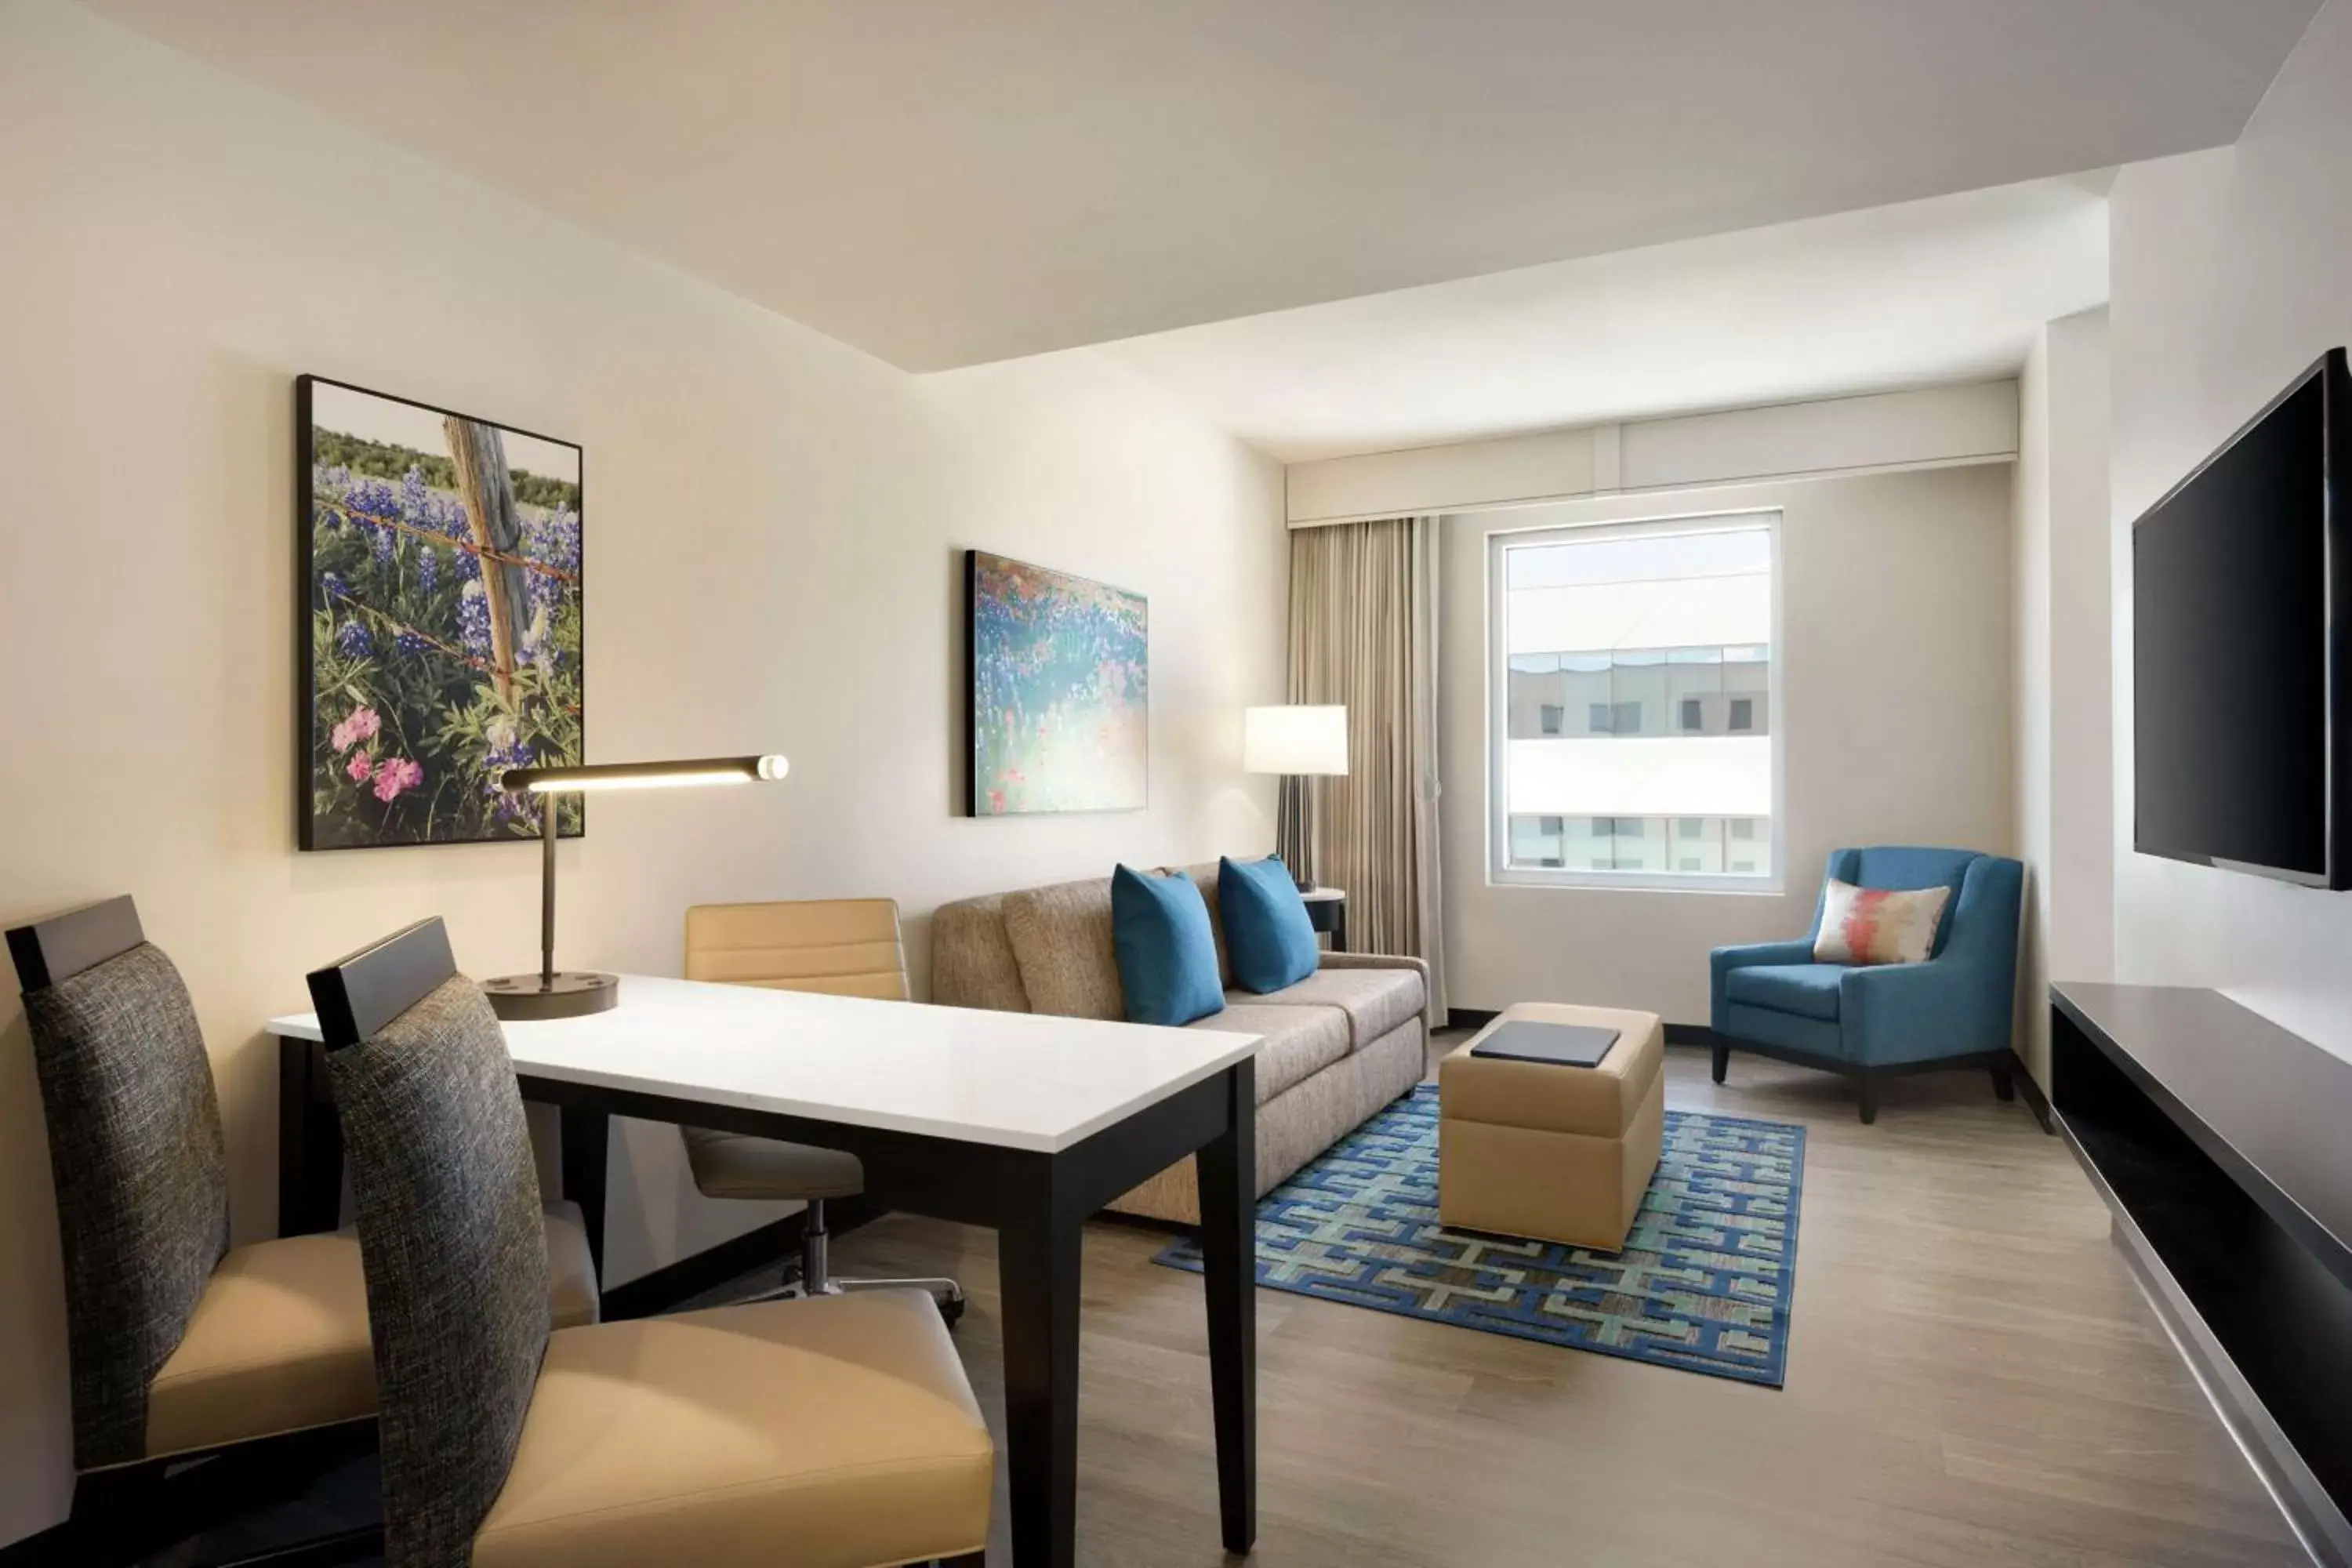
top-left (483, 971), bottom-right (619, 1021)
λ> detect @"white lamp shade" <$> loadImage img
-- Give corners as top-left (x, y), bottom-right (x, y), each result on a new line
top-left (1243, 706), bottom-right (1348, 775)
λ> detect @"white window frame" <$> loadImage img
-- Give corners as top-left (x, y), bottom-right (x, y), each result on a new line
top-left (1486, 509), bottom-right (1785, 894)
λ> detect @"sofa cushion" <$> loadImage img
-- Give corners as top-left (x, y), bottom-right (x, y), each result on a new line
top-left (1218, 856), bottom-right (1320, 994)
top-left (1000, 877), bottom-right (1123, 1020)
top-left (1109, 866), bottom-right (1225, 1027)
top-left (1192, 1004), bottom-right (1350, 1104)
top-left (1170, 864), bottom-right (1235, 987)
top-left (1722, 963), bottom-right (1846, 1022)
top-left (927, 894), bottom-right (1030, 1013)
top-left (1246, 965), bottom-right (1424, 1049)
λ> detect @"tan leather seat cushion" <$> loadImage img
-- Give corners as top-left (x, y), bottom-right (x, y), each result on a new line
top-left (682, 1126), bottom-right (864, 1200)
top-left (145, 1207), bottom-right (597, 1460)
top-left (473, 1290), bottom-right (992, 1568)
top-left (1000, 877), bottom-right (1123, 1019)
top-left (1192, 1004), bottom-right (1348, 1103)
top-left (144, 1232), bottom-right (375, 1458)
top-left (543, 1200), bottom-right (603, 1332)
top-left (1247, 967), bottom-right (1426, 1050)
top-left (1440, 1004), bottom-right (1664, 1136)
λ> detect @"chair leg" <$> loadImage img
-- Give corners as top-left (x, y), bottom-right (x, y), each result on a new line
top-left (1856, 1074), bottom-right (1878, 1125)
top-left (1710, 1041), bottom-right (1730, 1084)
top-left (1991, 1063), bottom-right (2016, 1102)
top-left (801, 1196), bottom-right (832, 1294)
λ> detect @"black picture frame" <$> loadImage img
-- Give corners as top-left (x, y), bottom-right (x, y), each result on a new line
top-left (296, 375), bottom-right (586, 851)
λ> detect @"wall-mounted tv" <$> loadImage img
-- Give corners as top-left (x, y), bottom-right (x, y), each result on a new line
top-left (2133, 349), bottom-right (2350, 890)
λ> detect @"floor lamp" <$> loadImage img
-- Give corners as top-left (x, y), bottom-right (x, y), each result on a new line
top-left (1243, 706), bottom-right (1348, 891)
top-left (482, 753), bottom-right (789, 1020)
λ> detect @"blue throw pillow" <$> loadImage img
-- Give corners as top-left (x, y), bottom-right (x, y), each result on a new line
top-left (1110, 865), bottom-right (1226, 1027)
top-left (1218, 855), bottom-right (1320, 994)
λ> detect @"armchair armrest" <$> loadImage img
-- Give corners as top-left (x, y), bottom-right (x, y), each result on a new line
top-left (1709, 939), bottom-right (1817, 1035)
top-left (1839, 956), bottom-right (2010, 1065)
top-left (1711, 940), bottom-right (1816, 977)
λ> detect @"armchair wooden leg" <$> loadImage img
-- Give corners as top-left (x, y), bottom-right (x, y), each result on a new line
top-left (1991, 1063), bottom-right (2016, 1102)
top-left (1856, 1074), bottom-right (1878, 1125)
top-left (1710, 1041), bottom-right (1730, 1084)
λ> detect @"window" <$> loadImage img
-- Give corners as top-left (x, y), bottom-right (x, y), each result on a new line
top-left (1491, 513), bottom-right (1780, 889)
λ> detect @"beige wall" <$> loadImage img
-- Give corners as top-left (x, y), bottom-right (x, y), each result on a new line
top-left (2108, 0), bottom-right (2352, 1065)
top-left (1441, 465), bottom-right (2016, 1020)
top-left (2011, 307), bottom-right (2115, 1087)
top-left (0, 1), bottom-right (1286, 1543)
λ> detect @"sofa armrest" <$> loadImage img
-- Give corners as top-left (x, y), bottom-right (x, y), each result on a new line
top-left (1709, 939), bottom-right (1816, 1034)
top-left (1317, 950), bottom-right (1435, 1028)
top-left (1839, 957), bottom-right (2009, 1065)
top-left (1318, 950), bottom-right (1429, 985)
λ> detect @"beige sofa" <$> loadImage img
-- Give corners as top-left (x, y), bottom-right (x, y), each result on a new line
top-left (931, 865), bottom-right (1428, 1224)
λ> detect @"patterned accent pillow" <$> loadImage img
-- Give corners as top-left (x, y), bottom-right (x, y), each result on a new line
top-left (1813, 880), bottom-right (1951, 967)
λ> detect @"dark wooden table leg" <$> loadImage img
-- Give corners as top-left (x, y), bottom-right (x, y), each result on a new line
top-left (1196, 1058), bottom-right (1258, 1555)
top-left (999, 1160), bottom-right (1083, 1568)
top-left (278, 1036), bottom-right (344, 1236)
top-left (1332, 901), bottom-right (1346, 953)
top-left (560, 1105), bottom-right (610, 1289)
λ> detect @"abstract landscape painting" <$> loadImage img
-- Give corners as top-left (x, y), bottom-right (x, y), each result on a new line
top-left (299, 377), bottom-right (584, 849)
top-left (967, 550), bottom-right (1148, 815)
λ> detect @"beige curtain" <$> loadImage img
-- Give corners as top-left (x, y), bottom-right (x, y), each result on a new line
top-left (1286, 517), bottom-right (1446, 1021)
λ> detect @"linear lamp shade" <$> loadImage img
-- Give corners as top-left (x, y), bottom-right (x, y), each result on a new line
top-left (1243, 706), bottom-right (1348, 775)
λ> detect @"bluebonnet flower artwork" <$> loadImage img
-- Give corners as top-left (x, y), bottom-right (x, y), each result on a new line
top-left (966, 550), bottom-right (1147, 815)
top-left (299, 376), bottom-right (585, 849)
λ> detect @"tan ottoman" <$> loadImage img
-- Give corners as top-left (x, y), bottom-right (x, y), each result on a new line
top-left (1438, 1003), bottom-right (1666, 1250)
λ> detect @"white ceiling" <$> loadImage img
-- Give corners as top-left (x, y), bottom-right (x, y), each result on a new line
top-left (87, 0), bottom-right (2314, 372)
top-left (1098, 174), bottom-right (2112, 462)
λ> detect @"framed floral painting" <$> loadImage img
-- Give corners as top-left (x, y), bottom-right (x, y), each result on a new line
top-left (965, 549), bottom-right (1147, 815)
top-left (297, 376), bottom-right (585, 850)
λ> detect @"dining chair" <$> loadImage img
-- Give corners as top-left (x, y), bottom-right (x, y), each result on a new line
top-left (679, 898), bottom-right (964, 1322)
top-left (4, 895), bottom-right (597, 1564)
top-left (307, 916), bottom-right (991, 1568)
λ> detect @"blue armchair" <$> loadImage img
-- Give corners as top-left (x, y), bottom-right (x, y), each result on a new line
top-left (1709, 846), bottom-right (2024, 1123)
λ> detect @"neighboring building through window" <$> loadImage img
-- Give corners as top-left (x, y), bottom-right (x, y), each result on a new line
top-left (1494, 514), bottom-right (1778, 887)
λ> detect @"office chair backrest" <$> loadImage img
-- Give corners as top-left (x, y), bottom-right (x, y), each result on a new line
top-left (309, 918), bottom-right (549, 1568)
top-left (6, 895), bottom-right (229, 1468)
top-left (684, 898), bottom-right (908, 1000)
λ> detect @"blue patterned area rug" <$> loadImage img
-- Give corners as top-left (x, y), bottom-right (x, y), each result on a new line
top-left (1155, 1083), bottom-right (1804, 1387)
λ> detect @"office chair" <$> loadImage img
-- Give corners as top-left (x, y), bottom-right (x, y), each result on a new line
top-left (680, 898), bottom-right (965, 1323)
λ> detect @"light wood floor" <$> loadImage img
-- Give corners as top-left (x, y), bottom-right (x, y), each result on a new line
top-left (829, 1040), bottom-right (2306, 1567)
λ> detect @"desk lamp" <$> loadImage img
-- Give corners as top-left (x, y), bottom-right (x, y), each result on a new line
top-left (483, 753), bottom-right (789, 1020)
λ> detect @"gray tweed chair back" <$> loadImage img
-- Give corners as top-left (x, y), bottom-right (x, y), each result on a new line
top-left (310, 918), bottom-right (550, 1568)
top-left (7, 896), bottom-right (229, 1468)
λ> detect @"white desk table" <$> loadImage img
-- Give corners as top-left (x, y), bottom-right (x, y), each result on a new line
top-left (268, 975), bottom-right (1263, 1568)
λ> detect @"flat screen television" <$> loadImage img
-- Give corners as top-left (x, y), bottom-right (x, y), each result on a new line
top-left (2133, 349), bottom-right (2350, 890)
